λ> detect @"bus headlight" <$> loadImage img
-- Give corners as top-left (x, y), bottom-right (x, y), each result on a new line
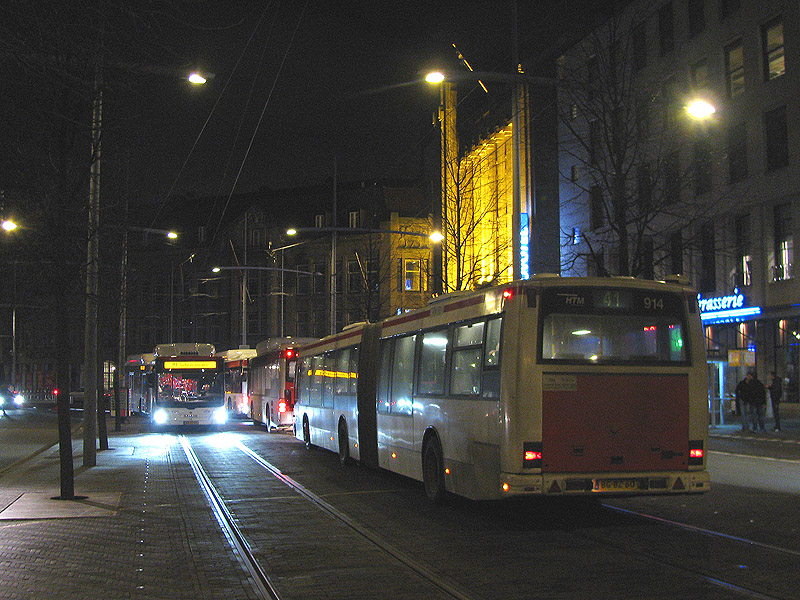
top-left (213, 407), bottom-right (228, 424)
top-left (13, 394), bottom-right (24, 406)
top-left (153, 409), bottom-right (168, 425)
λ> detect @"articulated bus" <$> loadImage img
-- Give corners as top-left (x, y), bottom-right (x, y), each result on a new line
top-left (215, 348), bottom-right (258, 417)
top-left (249, 337), bottom-right (317, 431)
top-left (294, 276), bottom-right (710, 502)
top-left (150, 343), bottom-right (227, 427)
top-left (126, 353), bottom-right (155, 414)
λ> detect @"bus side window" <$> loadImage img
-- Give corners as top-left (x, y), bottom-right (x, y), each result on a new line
top-left (334, 348), bottom-right (351, 409)
top-left (377, 340), bottom-right (393, 414)
top-left (322, 352), bottom-right (335, 408)
top-left (349, 347), bottom-right (359, 396)
top-left (482, 316), bottom-right (502, 398)
top-left (418, 328), bottom-right (448, 395)
top-left (451, 321), bottom-right (484, 396)
top-left (296, 358), bottom-right (311, 403)
top-left (309, 356), bottom-right (324, 407)
top-left (391, 335), bottom-right (416, 415)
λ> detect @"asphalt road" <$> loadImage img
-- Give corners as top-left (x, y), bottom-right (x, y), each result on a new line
top-left (2, 408), bottom-right (800, 599)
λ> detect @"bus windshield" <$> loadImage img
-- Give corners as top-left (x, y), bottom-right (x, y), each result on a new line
top-left (538, 287), bottom-right (688, 364)
top-left (156, 369), bottom-right (224, 408)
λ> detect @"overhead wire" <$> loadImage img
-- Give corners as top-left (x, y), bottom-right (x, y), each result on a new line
top-left (148, 1), bottom-right (275, 230)
top-left (210, 0), bottom-right (309, 247)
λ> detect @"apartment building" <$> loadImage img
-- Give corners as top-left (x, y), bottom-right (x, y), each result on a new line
top-left (558, 0), bottom-right (800, 403)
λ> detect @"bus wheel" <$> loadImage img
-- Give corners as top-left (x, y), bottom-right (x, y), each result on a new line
top-left (302, 417), bottom-right (312, 450)
top-left (337, 419), bottom-right (350, 466)
top-left (423, 439), bottom-right (447, 504)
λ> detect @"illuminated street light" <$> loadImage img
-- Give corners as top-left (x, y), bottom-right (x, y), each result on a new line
top-left (425, 71), bottom-right (445, 84)
top-left (2, 220), bottom-right (18, 232)
top-left (187, 72), bottom-right (207, 85)
top-left (686, 99), bottom-right (716, 119)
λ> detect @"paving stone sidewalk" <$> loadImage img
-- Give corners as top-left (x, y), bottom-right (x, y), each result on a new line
top-left (0, 428), bottom-right (259, 600)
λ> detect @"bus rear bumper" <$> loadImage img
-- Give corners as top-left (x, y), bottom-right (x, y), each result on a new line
top-left (500, 470), bottom-right (710, 497)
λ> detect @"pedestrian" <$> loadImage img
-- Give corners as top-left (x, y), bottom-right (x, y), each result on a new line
top-left (735, 373), bottom-right (751, 431)
top-left (736, 372), bottom-right (767, 432)
top-left (767, 370), bottom-right (783, 431)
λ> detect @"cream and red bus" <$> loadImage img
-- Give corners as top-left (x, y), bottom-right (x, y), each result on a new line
top-left (294, 276), bottom-right (709, 502)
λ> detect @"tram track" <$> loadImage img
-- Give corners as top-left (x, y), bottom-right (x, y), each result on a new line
top-left (582, 503), bottom-right (799, 600)
top-left (182, 432), bottom-right (797, 600)
top-left (180, 435), bottom-right (478, 600)
top-left (179, 436), bottom-right (283, 600)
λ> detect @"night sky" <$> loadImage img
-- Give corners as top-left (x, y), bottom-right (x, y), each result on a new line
top-left (3, 1), bottom-right (606, 217)
top-left (104, 1), bottom-right (604, 205)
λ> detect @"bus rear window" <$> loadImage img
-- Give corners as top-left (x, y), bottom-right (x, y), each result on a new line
top-left (538, 288), bottom-right (688, 364)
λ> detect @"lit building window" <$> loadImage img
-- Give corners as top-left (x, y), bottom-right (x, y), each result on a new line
top-left (763, 18), bottom-right (785, 80)
top-left (403, 259), bottom-right (421, 291)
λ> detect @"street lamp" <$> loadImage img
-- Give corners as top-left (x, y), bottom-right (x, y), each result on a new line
top-left (2, 220), bottom-right (18, 232)
top-left (686, 99), bottom-right (716, 120)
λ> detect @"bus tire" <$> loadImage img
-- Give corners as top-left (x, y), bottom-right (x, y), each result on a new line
top-left (337, 418), bottom-right (350, 466)
top-left (302, 416), bottom-right (312, 450)
top-left (423, 438), bottom-right (447, 504)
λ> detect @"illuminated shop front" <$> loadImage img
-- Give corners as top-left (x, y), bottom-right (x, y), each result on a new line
top-left (700, 290), bottom-right (800, 409)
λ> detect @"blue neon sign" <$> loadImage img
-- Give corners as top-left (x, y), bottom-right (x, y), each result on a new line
top-left (698, 291), bottom-right (762, 324)
top-left (520, 213), bottom-right (529, 280)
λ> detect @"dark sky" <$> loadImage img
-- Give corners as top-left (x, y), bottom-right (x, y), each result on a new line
top-left (103, 1), bottom-right (603, 204)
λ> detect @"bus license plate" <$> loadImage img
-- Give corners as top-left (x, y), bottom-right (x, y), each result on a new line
top-left (183, 420), bottom-right (199, 425)
top-left (593, 478), bottom-right (638, 492)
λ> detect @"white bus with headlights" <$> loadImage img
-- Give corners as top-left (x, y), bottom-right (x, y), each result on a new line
top-left (150, 343), bottom-right (227, 427)
top-left (0, 390), bottom-right (25, 410)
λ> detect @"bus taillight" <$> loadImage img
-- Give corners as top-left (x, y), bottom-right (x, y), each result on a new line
top-left (688, 441), bottom-right (704, 465)
top-left (278, 400), bottom-right (288, 413)
top-left (523, 442), bottom-right (543, 468)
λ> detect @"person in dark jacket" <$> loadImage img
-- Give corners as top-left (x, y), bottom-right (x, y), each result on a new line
top-left (737, 372), bottom-right (767, 432)
top-left (767, 371), bottom-right (783, 431)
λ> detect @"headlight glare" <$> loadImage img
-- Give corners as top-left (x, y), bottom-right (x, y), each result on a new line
top-left (213, 407), bottom-right (228, 424)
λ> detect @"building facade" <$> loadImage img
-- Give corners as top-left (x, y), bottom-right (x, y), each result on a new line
top-left (558, 0), bottom-right (800, 404)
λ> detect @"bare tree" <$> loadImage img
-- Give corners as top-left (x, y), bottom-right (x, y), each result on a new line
top-left (440, 133), bottom-right (516, 292)
top-left (557, 5), bottom-right (731, 280)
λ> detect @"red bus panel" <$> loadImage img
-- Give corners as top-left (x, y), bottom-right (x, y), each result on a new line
top-left (542, 373), bottom-right (689, 473)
